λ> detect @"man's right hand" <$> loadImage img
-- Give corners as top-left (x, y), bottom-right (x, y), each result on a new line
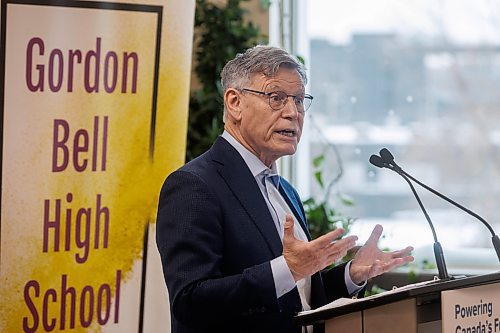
top-left (282, 214), bottom-right (358, 282)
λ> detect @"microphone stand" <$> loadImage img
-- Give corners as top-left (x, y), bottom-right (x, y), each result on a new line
top-left (384, 163), bottom-right (451, 280)
top-left (378, 147), bottom-right (500, 263)
top-left (399, 169), bottom-right (500, 263)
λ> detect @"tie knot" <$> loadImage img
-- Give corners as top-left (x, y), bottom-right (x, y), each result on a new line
top-left (265, 173), bottom-right (280, 188)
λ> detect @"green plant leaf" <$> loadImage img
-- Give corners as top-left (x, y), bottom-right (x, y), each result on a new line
top-left (339, 193), bottom-right (355, 206)
top-left (312, 154), bottom-right (325, 168)
top-left (187, 0), bottom-right (264, 161)
top-left (305, 153), bottom-right (356, 243)
top-left (314, 171), bottom-right (324, 189)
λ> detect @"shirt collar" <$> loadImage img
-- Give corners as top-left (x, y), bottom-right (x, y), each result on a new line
top-left (221, 131), bottom-right (279, 183)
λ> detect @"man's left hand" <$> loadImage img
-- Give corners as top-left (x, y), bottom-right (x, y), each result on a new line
top-left (349, 224), bottom-right (414, 285)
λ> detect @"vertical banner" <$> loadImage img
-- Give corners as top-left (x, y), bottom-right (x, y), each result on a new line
top-left (0, 0), bottom-right (195, 332)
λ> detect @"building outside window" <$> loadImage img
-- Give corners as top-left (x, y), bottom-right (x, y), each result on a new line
top-left (301, 0), bottom-right (500, 275)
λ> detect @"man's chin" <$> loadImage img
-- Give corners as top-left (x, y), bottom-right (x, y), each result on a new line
top-left (275, 145), bottom-right (298, 158)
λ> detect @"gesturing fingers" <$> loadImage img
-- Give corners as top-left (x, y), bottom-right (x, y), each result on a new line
top-left (317, 235), bottom-right (358, 268)
top-left (325, 235), bottom-right (358, 255)
top-left (282, 215), bottom-right (359, 281)
top-left (310, 227), bottom-right (358, 259)
top-left (389, 246), bottom-right (414, 259)
top-left (365, 224), bottom-right (383, 247)
top-left (313, 228), bottom-right (346, 248)
top-left (283, 214), bottom-right (297, 241)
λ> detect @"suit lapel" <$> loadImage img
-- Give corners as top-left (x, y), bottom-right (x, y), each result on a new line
top-left (279, 180), bottom-right (312, 241)
top-left (210, 137), bottom-right (283, 257)
top-left (278, 178), bottom-right (328, 309)
top-left (209, 137), bottom-right (329, 314)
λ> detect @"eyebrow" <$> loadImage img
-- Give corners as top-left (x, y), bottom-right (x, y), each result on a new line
top-left (265, 85), bottom-right (305, 94)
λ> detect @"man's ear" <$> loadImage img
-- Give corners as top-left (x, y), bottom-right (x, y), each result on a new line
top-left (224, 88), bottom-right (243, 121)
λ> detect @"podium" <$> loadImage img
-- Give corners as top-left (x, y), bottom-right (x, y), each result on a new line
top-left (296, 272), bottom-right (500, 333)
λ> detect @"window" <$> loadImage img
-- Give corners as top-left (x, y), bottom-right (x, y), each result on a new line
top-left (304, 0), bottom-right (500, 274)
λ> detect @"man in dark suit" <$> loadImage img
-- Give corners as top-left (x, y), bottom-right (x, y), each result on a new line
top-left (156, 45), bottom-right (414, 333)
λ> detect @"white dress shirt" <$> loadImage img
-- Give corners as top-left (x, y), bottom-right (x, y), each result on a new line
top-left (221, 131), bottom-right (365, 309)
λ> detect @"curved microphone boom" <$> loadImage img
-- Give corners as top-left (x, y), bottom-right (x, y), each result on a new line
top-left (369, 154), bottom-right (450, 279)
top-left (377, 148), bottom-right (500, 263)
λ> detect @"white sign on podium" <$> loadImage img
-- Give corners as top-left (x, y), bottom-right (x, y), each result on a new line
top-left (442, 283), bottom-right (500, 333)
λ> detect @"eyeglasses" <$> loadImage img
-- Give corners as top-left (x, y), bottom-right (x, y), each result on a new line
top-left (241, 88), bottom-right (313, 113)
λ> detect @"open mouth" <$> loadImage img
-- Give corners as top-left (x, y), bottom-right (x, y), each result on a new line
top-left (276, 129), bottom-right (296, 137)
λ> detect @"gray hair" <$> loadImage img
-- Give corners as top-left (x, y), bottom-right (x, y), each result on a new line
top-left (220, 45), bottom-right (307, 121)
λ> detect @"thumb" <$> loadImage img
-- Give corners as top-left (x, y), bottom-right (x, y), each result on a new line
top-left (283, 214), bottom-right (295, 239)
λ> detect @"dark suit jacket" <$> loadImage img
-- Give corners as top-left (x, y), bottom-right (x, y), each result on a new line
top-left (156, 137), bottom-right (352, 333)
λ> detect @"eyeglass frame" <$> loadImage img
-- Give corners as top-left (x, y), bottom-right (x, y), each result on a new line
top-left (240, 88), bottom-right (314, 113)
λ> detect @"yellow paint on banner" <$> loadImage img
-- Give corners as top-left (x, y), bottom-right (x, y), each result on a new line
top-left (0, 0), bottom-right (195, 332)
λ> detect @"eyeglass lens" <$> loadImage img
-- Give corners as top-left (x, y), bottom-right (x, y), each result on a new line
top-left (268, 91), bottom-right (312, 112)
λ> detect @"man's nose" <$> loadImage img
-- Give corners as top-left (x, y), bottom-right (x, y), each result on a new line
top-left (281, 97), bottom-right (299, 118)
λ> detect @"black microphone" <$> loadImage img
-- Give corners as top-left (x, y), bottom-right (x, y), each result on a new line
top-left (378, 148), bottom-right (500, 263)
top-left (369, 154), bottom-right (450, 279)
